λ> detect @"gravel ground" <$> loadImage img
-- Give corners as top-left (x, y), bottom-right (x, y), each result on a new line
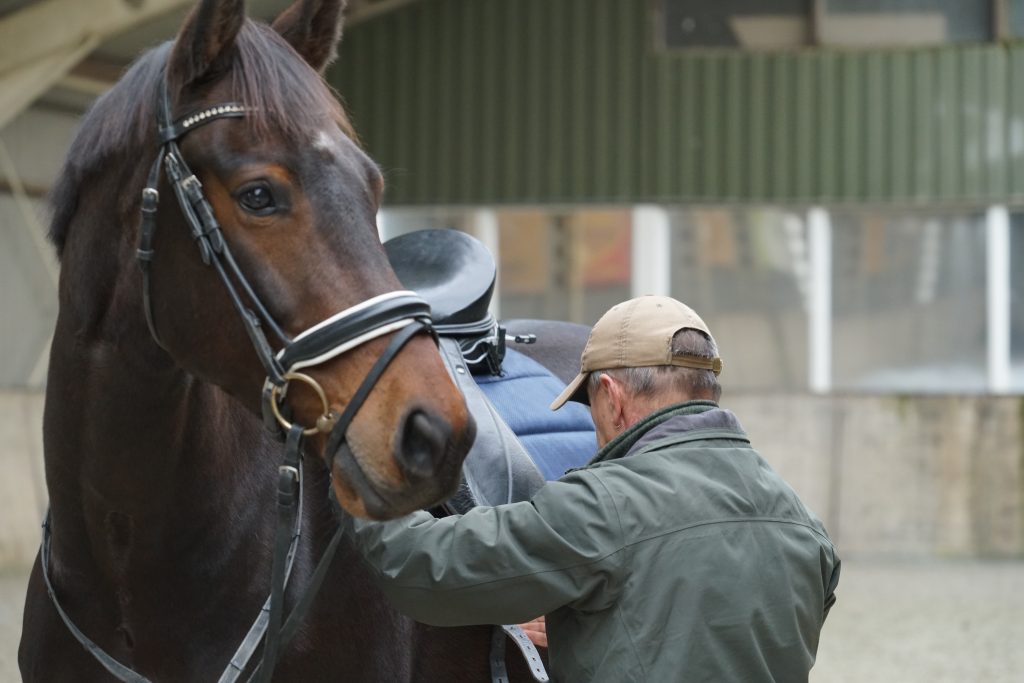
top-left (3, 560), bottom-right (1023, 681)
top-left (1, 569), bottom-right (26, 682)
top-left (811, 559), bottom-right (1024, 683)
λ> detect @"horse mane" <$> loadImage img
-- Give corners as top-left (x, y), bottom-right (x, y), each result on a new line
top-left (48, 19), bottom-right (357, 258)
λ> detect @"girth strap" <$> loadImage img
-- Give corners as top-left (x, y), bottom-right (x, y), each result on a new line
top-left (499, 625), bottom-right (549, 683)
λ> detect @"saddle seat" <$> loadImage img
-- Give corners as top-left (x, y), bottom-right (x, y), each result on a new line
top-left (383, 228), bottom-right (496, 327)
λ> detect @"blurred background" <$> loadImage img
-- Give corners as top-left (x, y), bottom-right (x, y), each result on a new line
top-left (1, 0), bottom-right (1023, 680)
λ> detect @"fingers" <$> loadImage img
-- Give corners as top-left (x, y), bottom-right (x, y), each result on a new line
top-left (518, 616), bottom-right (548, 649)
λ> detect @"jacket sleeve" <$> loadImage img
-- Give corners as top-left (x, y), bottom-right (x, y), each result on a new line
top-left (341, 469), bottom-right (627, 627)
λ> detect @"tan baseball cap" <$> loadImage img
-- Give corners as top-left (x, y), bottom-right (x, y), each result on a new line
top-left (550, 295), bottom-right (723, 410)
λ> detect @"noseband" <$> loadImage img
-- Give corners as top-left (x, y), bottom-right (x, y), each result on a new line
top-left (42, 66), bottom-right (438, 683)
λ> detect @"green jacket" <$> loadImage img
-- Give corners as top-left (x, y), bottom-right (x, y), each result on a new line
top-left (343, 401), bottom-right (840, 682)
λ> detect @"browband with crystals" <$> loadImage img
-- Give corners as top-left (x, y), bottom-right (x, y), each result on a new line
top-left (158, 103), bottom-right (249, 143)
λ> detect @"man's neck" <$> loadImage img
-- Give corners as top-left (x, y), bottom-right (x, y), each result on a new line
top-left (623, 393), bottom-right (699, 430)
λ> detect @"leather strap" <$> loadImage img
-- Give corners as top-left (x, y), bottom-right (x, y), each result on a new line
top-left (244, 525), bottom-right (345, 683)
top-left (39, 513), bottom-right (151, 683)
top-left (43, 422), bottom-right (308, 683)
top-left (217, 426), bottom-right (305, 683)
top-left (438, 338), bottom-right (545, 512)
top-left (255, 425), bottom-right (303, 683)
top-left (500, 625), bottom-right (549, 682)
top-left (490, 625), bottom-right (550, 683)
top-left (277, 292), bottom-right (430, 373)
top-left (323, 320), bottom-right (433, 462)
top-left (158, 103), bottom-right (247, 143)
top-left (490, 626), bottom-right (509, 683)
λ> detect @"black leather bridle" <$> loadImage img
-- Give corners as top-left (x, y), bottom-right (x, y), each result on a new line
top-left (41, 64), bottom-right (437, 683)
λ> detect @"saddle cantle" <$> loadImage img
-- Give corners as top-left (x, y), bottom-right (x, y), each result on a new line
top-left (383, 228), bottom-right (495, 326)
top-left (384, 229), bottom-right (508, 374)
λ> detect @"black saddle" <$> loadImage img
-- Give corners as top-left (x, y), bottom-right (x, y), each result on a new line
top-left (384, 229), bottom-right (546, 509)
top-left (385, 229), bottom-right (551, 683)
top-left (384, 228), bottom-right (495, 328)
top-left (385, 229), bottom-right (516, 375)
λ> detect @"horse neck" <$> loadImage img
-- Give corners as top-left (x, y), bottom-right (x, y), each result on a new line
top-left (46, 327), bottom-right (275, 556)
top-left (44, 188), bottom-right (277, 575)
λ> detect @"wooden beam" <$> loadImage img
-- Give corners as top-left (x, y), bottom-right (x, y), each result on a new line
top-left (0, 0), bottom-right (192, 77)
top-left (0, 177), bottom-right (49, 199)
top-left (0, 38), bottom-right (98, 129)
top-left (56, 56), bottom-right (128, 97)
top-left (0, 0), bottom-right (192, 127)
top-left (69, 56), bottom-right (126, 84)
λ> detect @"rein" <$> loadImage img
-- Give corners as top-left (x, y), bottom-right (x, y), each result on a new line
top-left (42, 65), bottom-right (435, 682)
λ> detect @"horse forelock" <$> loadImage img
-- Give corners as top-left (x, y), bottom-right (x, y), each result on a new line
top-left (49, 18), bottom-right (357, 259)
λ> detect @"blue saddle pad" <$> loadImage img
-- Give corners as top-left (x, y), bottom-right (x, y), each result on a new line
top-left (475, 349), bottom-right (596, 480)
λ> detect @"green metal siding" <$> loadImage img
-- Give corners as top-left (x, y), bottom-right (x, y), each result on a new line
top-left (330, 0), bottom-right (1024, 207)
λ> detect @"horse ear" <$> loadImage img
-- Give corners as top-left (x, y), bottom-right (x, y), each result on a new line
top-left (271, 0), bottom-right (347, 74)
top-left (168, 0), bottom-right (246, 89)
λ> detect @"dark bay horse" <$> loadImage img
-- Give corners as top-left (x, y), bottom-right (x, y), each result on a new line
top-left (15, 0), bottom-right (560, 679)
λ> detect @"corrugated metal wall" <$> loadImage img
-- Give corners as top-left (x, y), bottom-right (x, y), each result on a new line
top-left (330, 0), bottom-right (1024, 207)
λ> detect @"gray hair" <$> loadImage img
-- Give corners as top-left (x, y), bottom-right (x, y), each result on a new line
top-left (587, 328), bottom-right (722, 402)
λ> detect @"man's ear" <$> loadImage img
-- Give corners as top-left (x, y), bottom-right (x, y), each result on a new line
top-left (167, 0), bottom-right (245, 90)
top-left (272, 0), bottom-right (347, 74)
top-left (600, 373), bottom-right (628, 430)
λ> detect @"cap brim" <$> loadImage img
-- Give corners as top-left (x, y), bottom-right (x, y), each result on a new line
top-left (549, 371), bottom-right (591, 411)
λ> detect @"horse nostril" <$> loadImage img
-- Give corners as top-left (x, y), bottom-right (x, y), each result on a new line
top-left (396, 409), bottom-right (450, 481)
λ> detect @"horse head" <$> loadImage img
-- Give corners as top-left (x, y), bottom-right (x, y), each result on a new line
top-left (51, 0), bottom-right (474, 519)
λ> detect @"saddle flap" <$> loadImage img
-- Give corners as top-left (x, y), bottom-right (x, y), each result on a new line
top-left (437, 338), bottom-right (546, 514)
top-left (384, 229), bottom-right (496, 327)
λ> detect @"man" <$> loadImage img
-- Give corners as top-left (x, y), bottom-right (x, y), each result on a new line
top-left (343, 295), bottom-right (840, 681)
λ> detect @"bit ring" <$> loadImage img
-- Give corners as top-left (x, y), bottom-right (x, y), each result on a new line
top-left (269, 372), bottom-right (334, 437)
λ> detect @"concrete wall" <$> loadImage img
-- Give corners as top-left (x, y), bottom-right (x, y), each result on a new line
top-left (726, 394), bottom-right (1024, 558)
top-left (1, 390), bottom-right (1022, 569)
top-left (0, 105), bottom-right (74, 389)
top-left (0, 391), bottom-right (46, 570)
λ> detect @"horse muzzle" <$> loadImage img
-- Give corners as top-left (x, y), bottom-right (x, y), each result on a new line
top-left (329, 408), bottom-right (475, 519)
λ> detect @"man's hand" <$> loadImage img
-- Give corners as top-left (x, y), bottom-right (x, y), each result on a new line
top-left (519, 616), bottom-right (547, 649)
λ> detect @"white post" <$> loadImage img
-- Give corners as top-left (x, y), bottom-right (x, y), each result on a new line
top-left (987, 205), bottom-right (1011, 394)
top-left (808, 207), bottom-right (832, 393)
top-left (376, 209), bottom-right (391, 242)
top-left (630, 205), bottom-right (671, 297)
top-left (470, 209), bottom-right (501, 319)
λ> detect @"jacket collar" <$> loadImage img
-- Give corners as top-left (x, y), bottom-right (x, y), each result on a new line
top-left (586, 400), bottom-right (746, 466)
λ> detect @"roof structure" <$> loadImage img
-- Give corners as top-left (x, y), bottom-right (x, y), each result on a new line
top-left (0, 0), bottom-right (425, 123)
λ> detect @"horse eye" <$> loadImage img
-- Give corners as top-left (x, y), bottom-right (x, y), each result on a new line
top-left (237, 184), bottom-right (276, 215)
